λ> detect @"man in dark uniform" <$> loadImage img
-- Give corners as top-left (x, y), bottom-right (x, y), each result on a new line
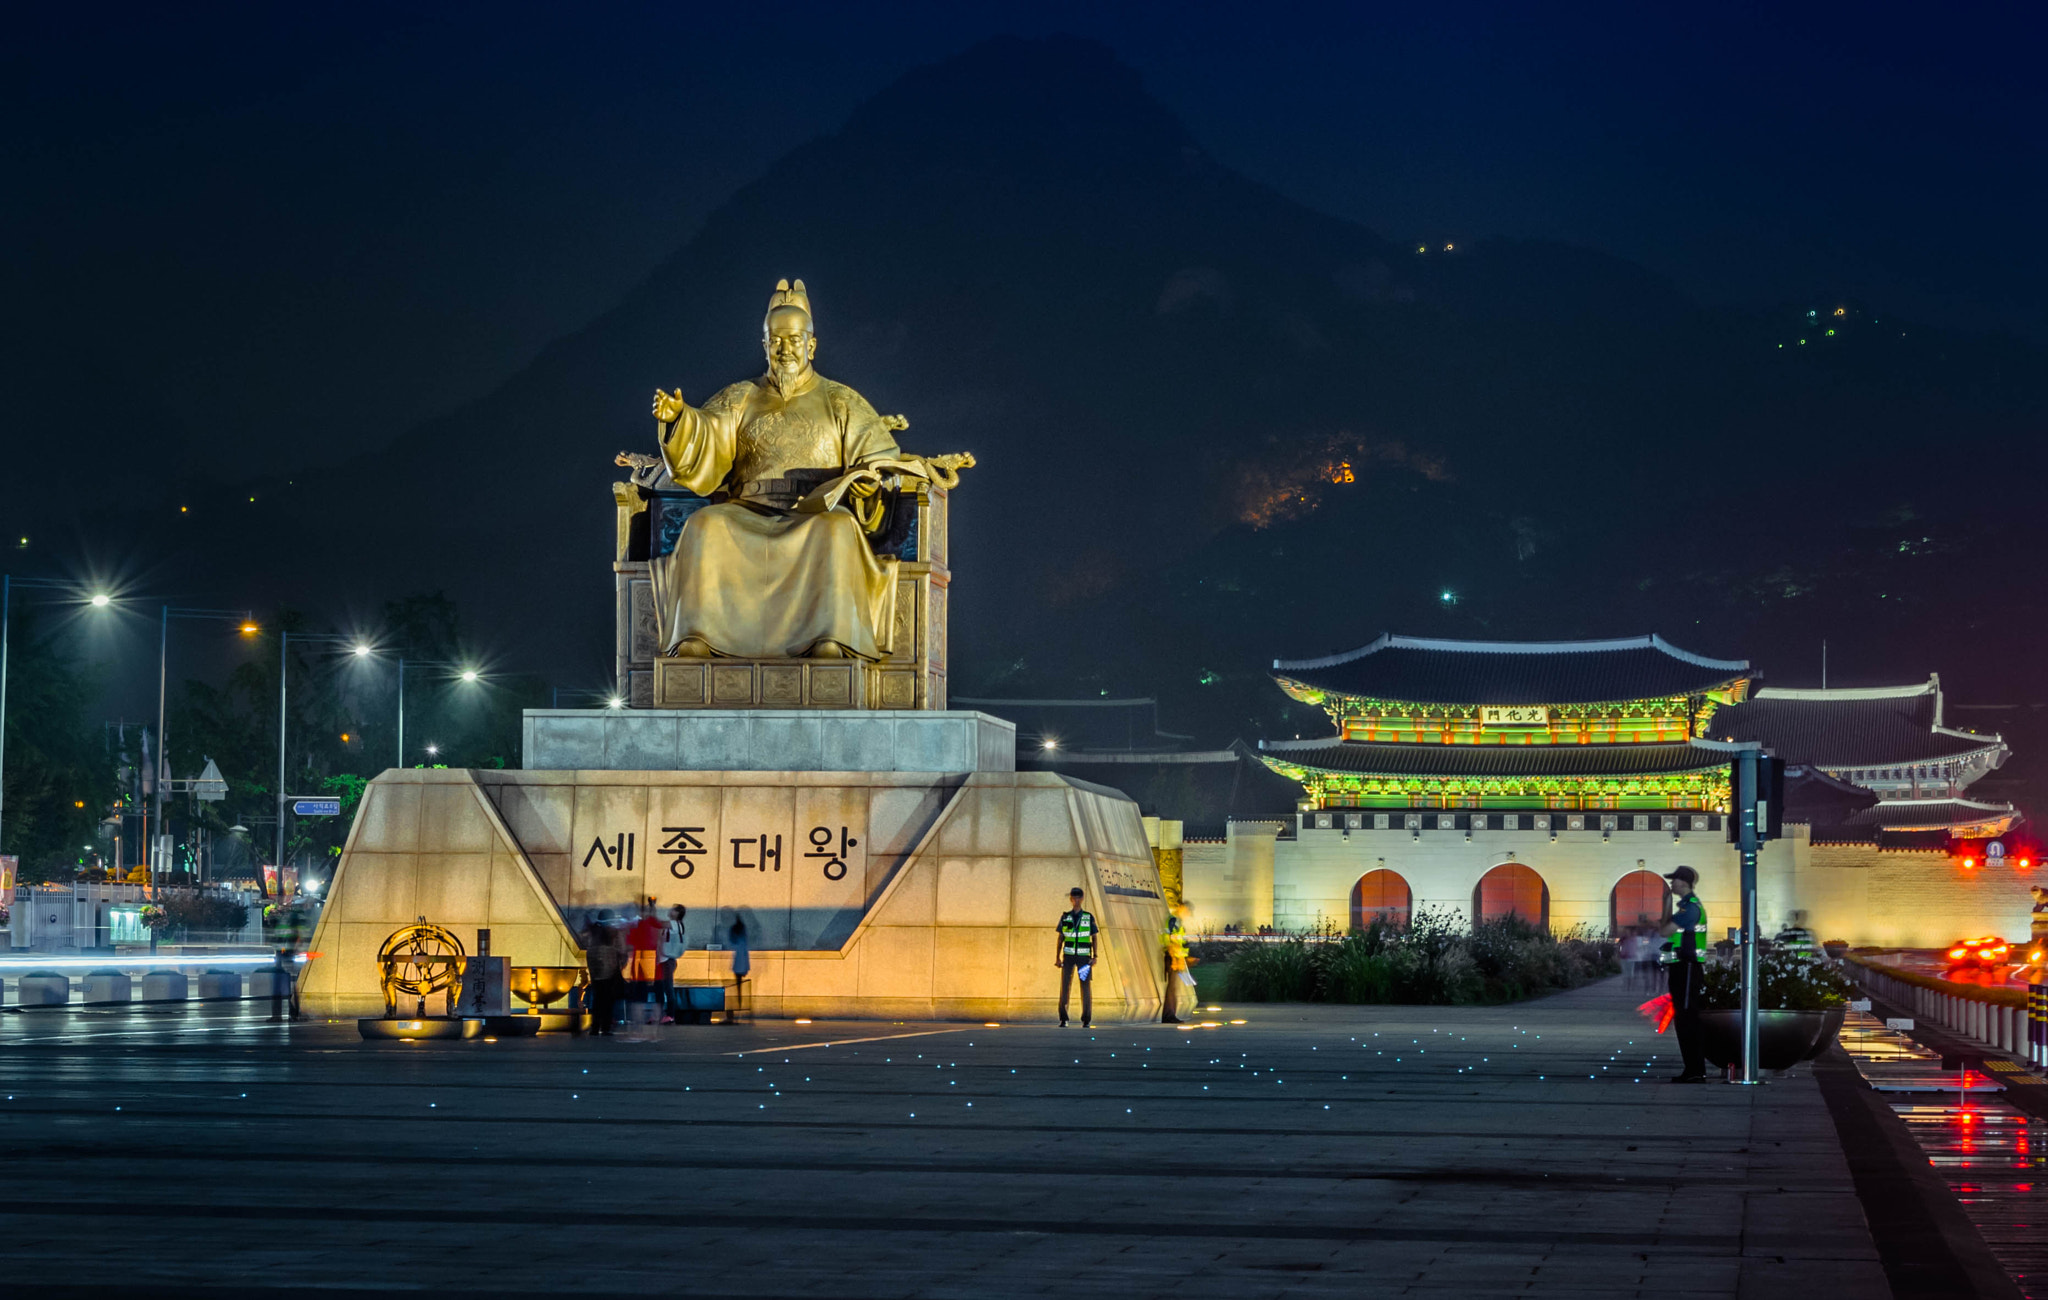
top-left (1054, 887), bottom-right (1099, 1028)
top-left (1658, 865), bottom-right (1709, 1083)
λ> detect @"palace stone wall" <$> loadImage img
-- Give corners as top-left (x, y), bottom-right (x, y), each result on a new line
top-left (1180, 818), bottom-right (2044, 947)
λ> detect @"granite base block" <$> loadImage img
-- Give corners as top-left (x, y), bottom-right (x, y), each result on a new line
top-left (522, 709), bottom-right (1015, 773)
top-left (305, 766), bottom-right (1164, 1022)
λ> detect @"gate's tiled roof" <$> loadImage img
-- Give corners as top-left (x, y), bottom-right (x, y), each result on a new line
top-left (1272, 634), bottom-right (1749, 706)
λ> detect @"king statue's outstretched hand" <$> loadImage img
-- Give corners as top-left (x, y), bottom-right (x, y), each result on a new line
top-left (652, 388), bottom-right (688, 424)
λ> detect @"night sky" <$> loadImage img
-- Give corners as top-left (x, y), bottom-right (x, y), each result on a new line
top-left (10, 3), bottom-right (2040, 481)
top-left (6, 3), bottom-right (2045, 748)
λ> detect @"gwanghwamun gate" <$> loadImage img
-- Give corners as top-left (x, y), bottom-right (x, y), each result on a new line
top-left (988, 633), bottom-right (2036, 948)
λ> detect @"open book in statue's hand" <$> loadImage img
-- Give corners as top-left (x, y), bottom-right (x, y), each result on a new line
top-left (794, 453), bottom-right (977, 515)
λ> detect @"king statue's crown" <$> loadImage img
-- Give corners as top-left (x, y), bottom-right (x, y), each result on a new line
top-left (765, 277), bottom-right (812, 323)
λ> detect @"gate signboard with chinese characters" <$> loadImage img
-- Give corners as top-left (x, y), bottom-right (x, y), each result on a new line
top-left (1480, 706), bottom-right (1551, 727)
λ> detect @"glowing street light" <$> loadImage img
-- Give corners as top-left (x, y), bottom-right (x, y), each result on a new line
top-left (606, 696), bottom-right (625, 710)
top-left (89, 593), bottom-right (111, 608)
top-left (275, 630), bottom-right (380, 878)
top-left (353, 644), bottom-right (373, 658)
top-left (460, 669), bottom-right (479, 683)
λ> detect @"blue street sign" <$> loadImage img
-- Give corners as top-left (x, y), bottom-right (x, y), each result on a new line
top-left (292, 799), bottom-right (342, 817)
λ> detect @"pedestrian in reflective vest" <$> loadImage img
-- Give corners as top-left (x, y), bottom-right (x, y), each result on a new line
top-left (1055, 887), bottom-right (1098, 1028)
top-left (1658, 865), bottom-right (1709, 1082)
top-left (1162, 903), bottom-right (1192, 1025)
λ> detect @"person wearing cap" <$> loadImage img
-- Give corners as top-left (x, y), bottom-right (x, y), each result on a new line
top-left (1054, 887), bottom-right (1100, 1028)
top-left (1658, 865), bottom-right (1709, 1082)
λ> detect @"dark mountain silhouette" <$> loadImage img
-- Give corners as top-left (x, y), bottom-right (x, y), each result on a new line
top-left (55, 34), bottom-right (2048, 808)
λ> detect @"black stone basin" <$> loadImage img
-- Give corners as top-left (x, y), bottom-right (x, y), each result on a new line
top-left (1697, 1007), bottom-right (1846, 1071)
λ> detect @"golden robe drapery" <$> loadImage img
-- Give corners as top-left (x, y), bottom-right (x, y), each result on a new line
top-left (651, 369), bottom-right (900, 661)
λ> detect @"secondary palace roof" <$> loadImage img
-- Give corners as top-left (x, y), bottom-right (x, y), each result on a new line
top-left (1021, 742), bottom-right (1305, 830)
top-left (1844, 798), bottom-right (2021, 835)
top-left (1271, 634), bottom-right (1750, 706)
top-left (1705, 679), bottom-right (2001, 767)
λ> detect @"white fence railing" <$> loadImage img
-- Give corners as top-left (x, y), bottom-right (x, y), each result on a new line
top-left (1845, 954), bottom-right (2044, 1066)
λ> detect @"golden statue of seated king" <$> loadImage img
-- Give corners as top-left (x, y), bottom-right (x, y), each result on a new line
top-left (629, 279), bottom-right (972, 669)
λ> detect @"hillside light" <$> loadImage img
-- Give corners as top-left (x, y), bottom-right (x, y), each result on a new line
top-left (425, 744), bottom-right (439, 757)
top-left (240, 622), bottom-right (259, 635)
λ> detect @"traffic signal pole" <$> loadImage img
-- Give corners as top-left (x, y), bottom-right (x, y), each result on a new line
top-left (1699, 737), bottom-right (1777, 1084)
top-left (1736, 746), bottom-right (1762, 1084)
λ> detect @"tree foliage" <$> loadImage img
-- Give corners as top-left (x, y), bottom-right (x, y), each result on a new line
top-left (0, 606), bottom-right (116, 883)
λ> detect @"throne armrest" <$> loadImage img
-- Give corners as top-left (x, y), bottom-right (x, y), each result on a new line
top-left (640, 485), bottom-right (717, 563)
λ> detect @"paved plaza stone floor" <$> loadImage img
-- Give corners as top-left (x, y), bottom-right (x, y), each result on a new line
top-left (0, 977), bottom-right (2007, 1297)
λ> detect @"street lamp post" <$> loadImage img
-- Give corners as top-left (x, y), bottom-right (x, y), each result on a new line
top-left (0, 576), bottom-right (114, 858)
top-left (395, 660), bottom-right (481, 770)
top-left (155, 608), bottom-right (257, 890)
top-left (275, 632), bottom-right (373, 890)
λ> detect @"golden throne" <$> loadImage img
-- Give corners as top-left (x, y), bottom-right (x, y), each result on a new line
top-left (611, 473), bottom-right (950, 710)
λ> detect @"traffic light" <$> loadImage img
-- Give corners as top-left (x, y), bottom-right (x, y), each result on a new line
top-left (1726, 751), bottom-right (1785, 843)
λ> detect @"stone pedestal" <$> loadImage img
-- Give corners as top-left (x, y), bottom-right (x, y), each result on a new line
top-left (523, 709), bottom-right (1015, 774)
top-left (305, 764), bottom-right (1166, 1022)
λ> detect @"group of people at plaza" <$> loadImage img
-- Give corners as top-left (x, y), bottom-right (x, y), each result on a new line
top-left (576, 900), bottom-right (750, 1035)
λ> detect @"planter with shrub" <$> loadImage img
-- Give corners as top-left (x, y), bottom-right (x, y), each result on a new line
top-left (1696, 949), bottom-right (1853, 1070)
